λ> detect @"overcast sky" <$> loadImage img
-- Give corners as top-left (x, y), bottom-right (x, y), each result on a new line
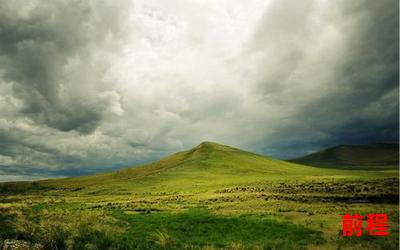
top-left (0, 0), bottom-right (398, 181)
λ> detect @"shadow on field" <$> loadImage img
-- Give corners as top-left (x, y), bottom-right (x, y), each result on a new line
top-left (1, 206), bottom-right (325, 249)
top-left (112, 209), bottom-right (326, 249)
top-left (0, 212), bottom-right (17, 241)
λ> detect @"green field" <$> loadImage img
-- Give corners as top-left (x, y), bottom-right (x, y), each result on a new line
top-left (0, 142), bottom-right (398, 249)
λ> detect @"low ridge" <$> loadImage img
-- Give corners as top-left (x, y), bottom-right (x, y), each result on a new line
top-left (289, 143), bottom-right (399, 169)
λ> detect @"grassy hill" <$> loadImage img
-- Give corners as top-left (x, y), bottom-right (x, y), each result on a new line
top-left (289, 143), bottom-right (399, 169)
top-left (35, 141), bottom-right (394, 194)
top-left (0, 142), bottom-right (398, 250)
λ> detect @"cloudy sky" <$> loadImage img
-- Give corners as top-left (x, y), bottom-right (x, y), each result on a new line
top-left (0, 0), bottom-right (398, 181)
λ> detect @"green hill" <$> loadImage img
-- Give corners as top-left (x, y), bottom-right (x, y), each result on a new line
top-left (0, 142), bottom-right (398, 249)
top-left (39, 141), bottom-right (333, 193)
top-left (2, 142), bottom-right (397, 195)
top-left (289, 143), bottom-right (399, 169)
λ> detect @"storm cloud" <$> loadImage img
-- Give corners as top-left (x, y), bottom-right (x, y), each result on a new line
top-left (0, 0), bottom-right (398, 180)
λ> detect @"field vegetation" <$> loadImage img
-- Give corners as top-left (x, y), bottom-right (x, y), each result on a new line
top-left (0, 142), bottom-right (398, 249)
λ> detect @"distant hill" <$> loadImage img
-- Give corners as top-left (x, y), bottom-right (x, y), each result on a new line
top-left (289, 144), bottom-right (399, 169)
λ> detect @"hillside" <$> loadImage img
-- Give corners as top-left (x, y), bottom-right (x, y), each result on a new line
top-left (37, 141), bottom-right (334, 193)
top-left (289, 143), bottom-right (399, 169)
top-left (1, 142), bottom-right (398, 250)
top-left (2, 142), bottom-right (398, 195)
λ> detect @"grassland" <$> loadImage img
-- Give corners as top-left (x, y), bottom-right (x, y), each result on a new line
top-left (0, 142), bottom-right (398, 249)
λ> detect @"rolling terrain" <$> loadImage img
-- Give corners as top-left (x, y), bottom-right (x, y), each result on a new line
top-left (0, 142), bottom-right (398, 250)
top-left (289, 144), bottom-right (399, 169)
top-left (37, 141), bottom-right (358, 193)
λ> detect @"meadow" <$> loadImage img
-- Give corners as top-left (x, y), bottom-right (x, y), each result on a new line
top-left (0, 142), bottom-right (398, 249)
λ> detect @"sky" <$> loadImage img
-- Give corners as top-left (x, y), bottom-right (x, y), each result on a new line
top-left (0, 0), bottom-right (398, 181)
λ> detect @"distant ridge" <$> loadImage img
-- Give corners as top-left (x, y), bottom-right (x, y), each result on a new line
top-left (289, 143), bottom-right (399, 169)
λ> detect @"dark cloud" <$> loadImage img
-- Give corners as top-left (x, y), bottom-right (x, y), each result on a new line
top-left (0, 0), bottom-right (130, 133)
top-left (248, 0), bottom-right (398, 158)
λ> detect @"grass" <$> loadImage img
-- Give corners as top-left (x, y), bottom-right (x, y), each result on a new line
top-left (111, 209), bottom-right (326, 249)
top-left (0, 142), bottom-right (398, 249)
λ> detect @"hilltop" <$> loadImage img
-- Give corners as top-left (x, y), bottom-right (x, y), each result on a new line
top-left (289, 143), bottom-right (399, 169)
